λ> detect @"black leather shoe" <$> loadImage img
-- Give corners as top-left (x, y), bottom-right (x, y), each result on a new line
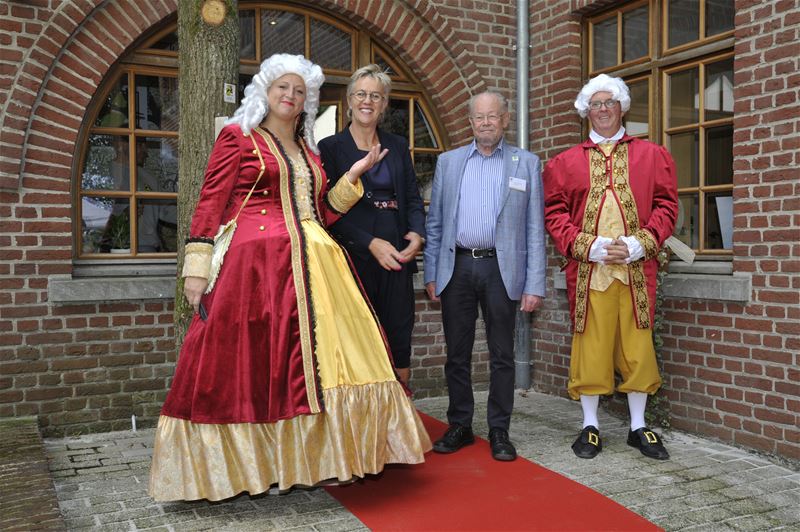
top-left (488, 428), bottom-right (517, 461)
top-left (627, 427), bottom-right (669, 460)
top-left (433, 424), bottom-right (475, 453)
top-left (571, 425), bottom-right (602, 459)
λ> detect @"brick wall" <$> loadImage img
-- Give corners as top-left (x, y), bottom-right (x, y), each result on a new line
top-left (657, 0), bottom-right (799, 458)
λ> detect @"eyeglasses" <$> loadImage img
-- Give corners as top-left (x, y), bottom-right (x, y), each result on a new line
top-left (470, 114), bottom-right (502, 123)
top-left (352, 90), bottom-right (385, 103)
top-left (588, 99), bottom-right (619, 110)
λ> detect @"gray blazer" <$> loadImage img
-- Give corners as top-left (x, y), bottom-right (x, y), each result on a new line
top-left (423, 140), bottom-right (546, 300)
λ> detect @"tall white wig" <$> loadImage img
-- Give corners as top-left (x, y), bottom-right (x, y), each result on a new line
top-left (225, 54), bottom-right (325, 153)
top-left (574, 73), bottom-right (631, 118)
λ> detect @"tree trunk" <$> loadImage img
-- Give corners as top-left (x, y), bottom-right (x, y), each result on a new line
top-left (175, 0), bottom-right (239, 345)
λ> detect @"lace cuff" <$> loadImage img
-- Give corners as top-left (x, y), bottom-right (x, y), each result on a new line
top-left (182, 242), bottom-right (213, 279)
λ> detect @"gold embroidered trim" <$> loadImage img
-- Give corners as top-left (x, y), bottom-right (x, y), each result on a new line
top-left (327, 174), bottom-right (364, 214)
top-left (608, 143), bottom-right (650, 329)
top-left (574, 262), bottom-right (592, 333)
top-left (254, 128), bottom-right (321, 414)
top-left (634, 229), bottom-right (659, 260)
top-left (572, 232), bottom-right (595, 262)
top-left (573, 149), bottom-right (611, 332)
top-left (182, 242), bottom-right (213, 279)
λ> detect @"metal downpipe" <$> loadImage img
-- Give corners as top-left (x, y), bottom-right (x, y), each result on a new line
top-left (514, 0), bottom-right (532, 390)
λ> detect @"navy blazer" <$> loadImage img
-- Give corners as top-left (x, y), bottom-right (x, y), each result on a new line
top-left (318, 127), bottom-right (426, 271)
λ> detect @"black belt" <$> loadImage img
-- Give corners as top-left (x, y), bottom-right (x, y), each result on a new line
top-left (456, 247), bottom-right (496, 258)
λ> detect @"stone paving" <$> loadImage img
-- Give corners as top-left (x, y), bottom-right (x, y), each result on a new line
top-left (0, 417), bottom-right (65, 531)
top-left (39, 391), bottom-right (800, 531)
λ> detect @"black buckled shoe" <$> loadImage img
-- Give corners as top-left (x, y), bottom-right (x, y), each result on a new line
top-left (571, 425), bottom-right (602, 459)
top-left (433, 424), bottom-right (475, 453)
top-left (488, 428), bottom-right (517, 461)
top-left (627, 427), bottom-right (669, 460)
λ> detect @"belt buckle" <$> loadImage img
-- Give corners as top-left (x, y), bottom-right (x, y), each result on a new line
top-left (471, 249), bottom-right (481, 258)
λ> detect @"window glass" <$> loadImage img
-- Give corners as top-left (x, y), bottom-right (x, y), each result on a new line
top-left (238, 73), bottom-right (253, 106)
top-left (413, 152), bottom-right (438, 202)
top-left (414, 102), bottom-right (438, 148)
top-left (705, 125), bottom-right (733, 186)
top-left (668, 0), bottom-right (700, 48)
top-left (706, 0), bottom-right (734, 37)
top-left (135, 75), bottom-right (179, 131)
top-left (82, 135), bottom-right (130, 192)
top-left (704, 57), bottom-right (733, 121)
top-left (592, 17), bottom-right (618, 70)
top-left (137, 198), bottom-right (177, 253)
top-left (147, 32), bottom-right (178, 52)
top-left (95, 77), bottom-right (129, 128)
top-left (675, 194), bottom-right (699, 249)
top-left (261, 10), bottom-right (304, 57)
top-left (239, 10), bottom-right (256, 59)
top-left (668, 130), bottom-right (699, 188)
top-left (373, 51), bottom-right (399, 77)
top-left (706, 192), bottom-right (732, 249)
top-left (310, 18), bottom-right (351, 71)
top-left (81, 197), bottom-right (130, 254)
top-left (622, 6), bottom-right (649, 62)
top-left (667, 67), bottom-right (699, 127)
top-left (383, 98), bottom-right (410, 139)
top-left (624, 79), bottom-right (649, 136)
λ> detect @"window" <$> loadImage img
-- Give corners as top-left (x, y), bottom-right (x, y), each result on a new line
top-left (75, 2), bottom-right (445, 261)
top-left (586, 0), bottom-right (734, 255)
top-left (79, 69), bottom-right (179, 257)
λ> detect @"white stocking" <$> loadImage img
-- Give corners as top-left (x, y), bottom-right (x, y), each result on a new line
top-left (580, 395), bottom-right (600, 429)
top-left (628, 392), bottom-right (648, 431)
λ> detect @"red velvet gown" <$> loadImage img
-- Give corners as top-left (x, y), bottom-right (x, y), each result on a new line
top-left (149, 124), bottom-right (431, 502)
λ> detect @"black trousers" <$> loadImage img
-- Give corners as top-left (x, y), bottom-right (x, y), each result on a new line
top-left (350, 209), bottom-right (415, 368)
top-left (440, 253), bottom-right (517, 431)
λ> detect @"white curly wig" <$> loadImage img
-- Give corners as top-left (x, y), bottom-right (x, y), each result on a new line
top-left (225, 54), bottom-right (325, 153)
top-left (574, 73), bottom-right (631, 118)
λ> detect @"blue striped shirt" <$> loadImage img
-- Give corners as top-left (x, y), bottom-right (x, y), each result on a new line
top-left (455, 138), bottom-right (506, 249)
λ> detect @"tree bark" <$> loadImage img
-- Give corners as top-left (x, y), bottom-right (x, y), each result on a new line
top-left (175, 0), bottom-right (239, 345)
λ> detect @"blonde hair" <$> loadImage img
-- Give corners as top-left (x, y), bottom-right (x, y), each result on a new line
top-left (225, 54), bottom-right (325, 153)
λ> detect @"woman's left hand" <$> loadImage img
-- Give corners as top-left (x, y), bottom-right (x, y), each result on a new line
top-left (398, 231), bottom-right (424, 262)
top-left (346, 144), bottom-right (389, 183)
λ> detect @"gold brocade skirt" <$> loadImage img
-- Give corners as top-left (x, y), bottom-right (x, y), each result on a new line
top-left (149, 221), bottom-right (431, 502)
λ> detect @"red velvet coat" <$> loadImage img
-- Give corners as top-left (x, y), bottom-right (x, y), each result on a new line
top-left (162, 124), bottom-right (364, 424)
top-left (543, 136), bottom-right (678, 332)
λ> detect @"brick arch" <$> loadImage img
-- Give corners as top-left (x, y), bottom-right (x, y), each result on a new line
top-left (9, 0), bottom-right (480, 188)
top-left (7, 0), bottom-right (175, 188)
top-left (318, 0), bottom-right (484, 146)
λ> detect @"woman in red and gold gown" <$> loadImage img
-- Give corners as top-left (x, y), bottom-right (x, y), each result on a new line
top-left (148, 54), bottom-right (431, 502)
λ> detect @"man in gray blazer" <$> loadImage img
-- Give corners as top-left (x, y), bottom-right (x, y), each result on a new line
top-left (424, 90), bottom-right (546, 461)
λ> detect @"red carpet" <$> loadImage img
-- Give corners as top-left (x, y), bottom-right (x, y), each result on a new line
top-left (326, 413), bottom-right (660, 531)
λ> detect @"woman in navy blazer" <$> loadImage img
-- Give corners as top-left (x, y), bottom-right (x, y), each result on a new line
top-left (318, 64), bottom-right (426, 384)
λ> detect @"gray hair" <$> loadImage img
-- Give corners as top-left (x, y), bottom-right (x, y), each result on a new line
top-left (574, 73), bottom-right (631, 118)
top-left (225, 54), bottom-right (325, 153)
top-left (468, 90), bottom-right (508, 116)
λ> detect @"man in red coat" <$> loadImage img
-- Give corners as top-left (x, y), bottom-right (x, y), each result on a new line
top-left (543, 74), bottom-right (678, 460)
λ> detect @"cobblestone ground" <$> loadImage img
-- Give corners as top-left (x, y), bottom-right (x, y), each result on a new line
top-left (0, 417), bottom-right (65, 531)
top-left (39, 392), bottom-right (800, 531)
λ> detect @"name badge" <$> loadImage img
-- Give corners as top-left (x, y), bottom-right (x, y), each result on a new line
top-left (509, 177), bottom-right (527, 192)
